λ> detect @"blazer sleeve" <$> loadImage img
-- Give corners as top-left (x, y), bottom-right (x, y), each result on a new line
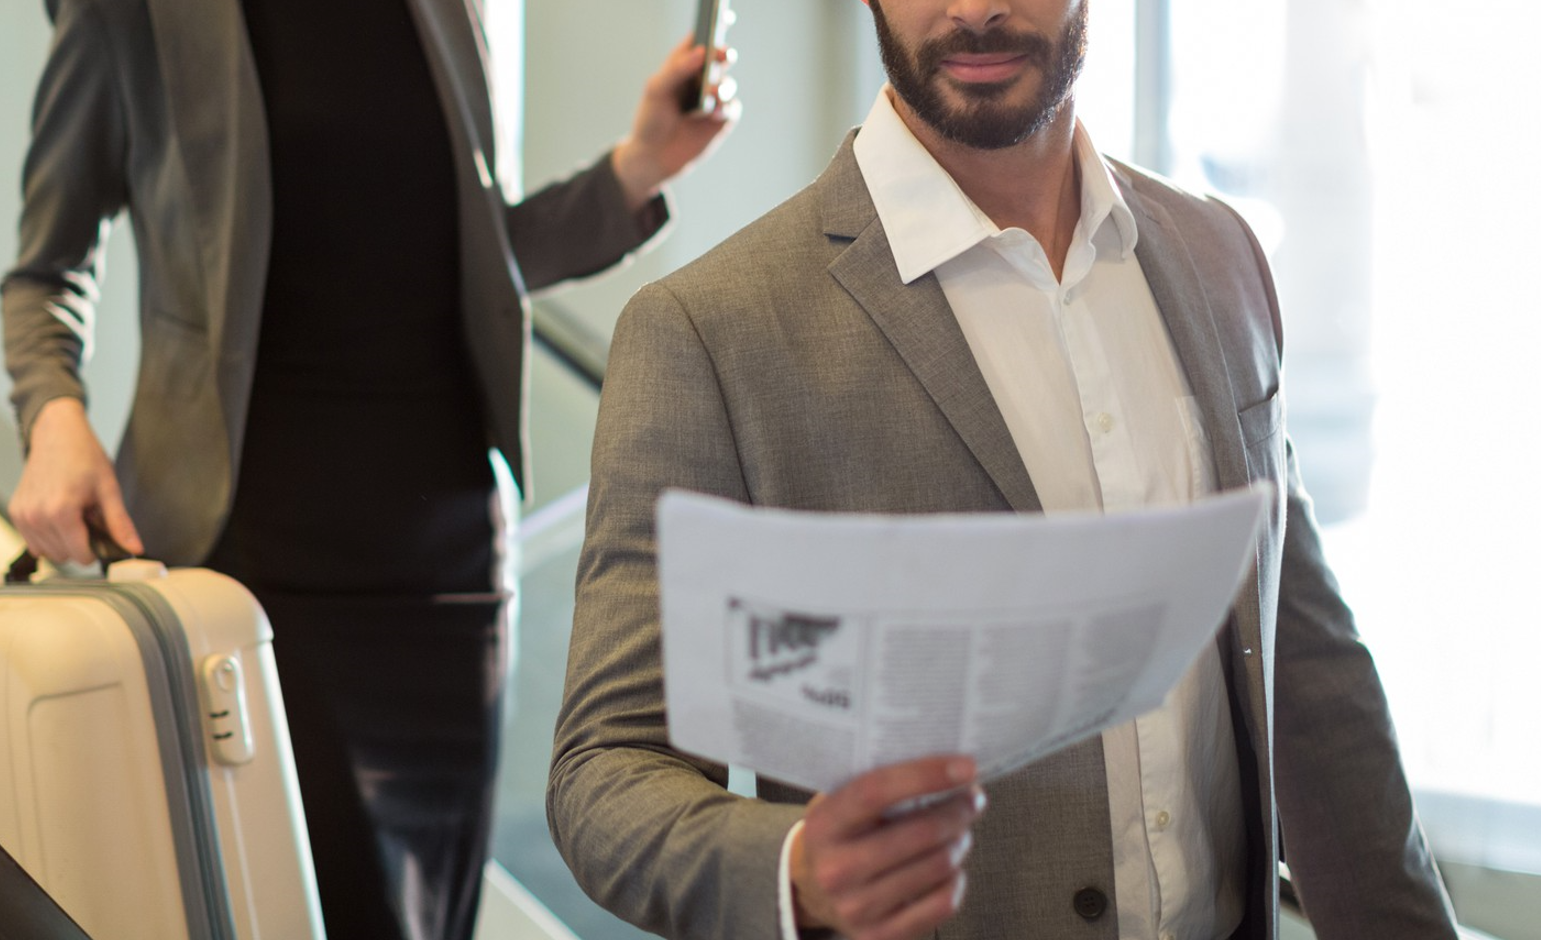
top-left (547, 279), bottom-right (804, 940)
top-left (504, 153), bottom-right (669, 293)
top-left (1269, 449), bottom-right (1459, 938)
top-left (2, 0), bottom-right (130, 447)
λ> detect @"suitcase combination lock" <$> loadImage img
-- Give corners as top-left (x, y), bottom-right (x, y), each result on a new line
top-left (201, 654), bottom-right (257, 765)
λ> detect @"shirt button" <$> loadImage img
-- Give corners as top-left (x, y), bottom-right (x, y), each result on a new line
top-left (1161, 932), bottom-right (1177, 940)
top-left (1096, 412), bottom-right (1114, 433)
top-left (1155, 810), bottom-right (1171, 830)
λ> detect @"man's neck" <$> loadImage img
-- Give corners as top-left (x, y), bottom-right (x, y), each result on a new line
top-left (895, 96), bottom-right (1083, 281)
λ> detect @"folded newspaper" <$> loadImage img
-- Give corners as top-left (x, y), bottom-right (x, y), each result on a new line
top-left (657, 484), bottom-right (1271, 793)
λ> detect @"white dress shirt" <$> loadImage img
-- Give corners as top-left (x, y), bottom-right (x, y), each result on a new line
top-left (776, 88), bottom-right (1246, 940)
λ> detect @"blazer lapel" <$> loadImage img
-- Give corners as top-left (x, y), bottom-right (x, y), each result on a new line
top-left (1118, 171), bottom-right (1272, 754)
top-left (1121, 183), bottom-right (1250, 493)
top-left (403, 0), bottom-right (497, 168)
top-left (403, 0), bottom-right (526, 300)
top-left (820, 136), bottom-right (1043, 515)
top-left (144, 0), bottom-right (271, 357)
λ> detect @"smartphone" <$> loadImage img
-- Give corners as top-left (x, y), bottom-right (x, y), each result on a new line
top-left (681, 0), bottom-right (735, 112)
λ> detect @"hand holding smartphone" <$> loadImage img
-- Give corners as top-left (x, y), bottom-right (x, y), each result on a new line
top-left (681, 0), bottom-right (735, 112)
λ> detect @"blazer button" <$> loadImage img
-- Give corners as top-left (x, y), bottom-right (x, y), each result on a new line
top-left (1073, 886), bottom-right (1109, 921)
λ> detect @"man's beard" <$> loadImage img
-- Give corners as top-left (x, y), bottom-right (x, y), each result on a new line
top-left (870, 0), bottom-right (1089, 150)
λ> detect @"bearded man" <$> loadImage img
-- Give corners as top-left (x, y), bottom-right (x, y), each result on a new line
top-left (546, 3), bottom-right (1459, 938)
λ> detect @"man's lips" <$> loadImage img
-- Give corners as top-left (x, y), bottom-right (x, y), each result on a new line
top-left (938, 52), bottom-right (1032, 84)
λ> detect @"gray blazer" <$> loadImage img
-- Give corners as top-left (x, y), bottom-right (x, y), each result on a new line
top-left (2, 0), bottom-right (663, 565)
top-left (547, 134), bottom-right (1458, 940)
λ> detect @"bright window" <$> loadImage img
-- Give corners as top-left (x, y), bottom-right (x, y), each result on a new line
top-left (1153, 0), bottom-right (1541, 877)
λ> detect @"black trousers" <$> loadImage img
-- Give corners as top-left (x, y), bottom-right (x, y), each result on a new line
top-left (205, 363), bottom-right (505, 940)
top-left (246, 591), bottom-right (507, 940)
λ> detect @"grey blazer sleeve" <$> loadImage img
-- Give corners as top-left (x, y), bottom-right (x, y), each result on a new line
top-left (2, 0), bottom-right (129, 445)
top-left (547, 281), bottom-right (804, 940)
top-left (505, 153), bottom-right (668, 293)
top-left (1270, 446), bottom-right (1458, 937)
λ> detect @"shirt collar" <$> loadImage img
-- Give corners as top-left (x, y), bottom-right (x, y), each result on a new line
top-left (852, 86), bottom-right (1139, 285)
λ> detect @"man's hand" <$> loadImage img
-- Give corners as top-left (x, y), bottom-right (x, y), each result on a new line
top-left (7, 397), bottom-right (142, 565)
top-left (793, 756), bottom-right (984, 940)
top-left (611, 34), bottom-right (740, 212)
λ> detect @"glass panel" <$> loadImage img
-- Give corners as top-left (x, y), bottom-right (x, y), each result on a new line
top-left (1078, 1), bottom-right (1138, 161)
top-left (491, 340), bottom-right (651, 940)
top-left (1336, 0), bottom-right (1541, 871)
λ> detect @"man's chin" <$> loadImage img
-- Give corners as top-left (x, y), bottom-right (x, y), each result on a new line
top-left (931, 77), bottom-right (1052, 128)
top-left (916, 88), bottom-right (1063, 150)
top-left (939, 76), bottom-right (1021, 105)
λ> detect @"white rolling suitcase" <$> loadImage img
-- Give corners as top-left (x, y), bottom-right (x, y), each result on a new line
top-left (0, 544), bottom-right (326, 940)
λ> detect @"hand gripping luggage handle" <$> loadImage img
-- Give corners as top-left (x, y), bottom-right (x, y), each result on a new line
top-left (5, 523), bottom-right (137, 583)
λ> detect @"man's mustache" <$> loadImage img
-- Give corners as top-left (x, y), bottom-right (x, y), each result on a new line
top-left (916, 28), bottom-right (1054, 77)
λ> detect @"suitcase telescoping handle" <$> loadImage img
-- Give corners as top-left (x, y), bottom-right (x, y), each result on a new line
top-left (5, 523), bottom-right (137, 584)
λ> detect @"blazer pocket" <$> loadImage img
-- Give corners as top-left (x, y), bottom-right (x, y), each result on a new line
top-left (140, 311), bottom-right (212, 401)
top-left (1237, 392), bottom-right (1284, 484)
top-left (1238, 392), bottom-right (1281, 448)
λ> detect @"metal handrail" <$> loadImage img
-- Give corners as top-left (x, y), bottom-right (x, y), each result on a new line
top-left (531, 298), bottom-right (608, 391)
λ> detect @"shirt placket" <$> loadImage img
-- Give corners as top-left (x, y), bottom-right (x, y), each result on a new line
top-left (1059, 233), bottom-right (1189, 939)
top-left (1053, 251), bottom-right (1144, 513)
